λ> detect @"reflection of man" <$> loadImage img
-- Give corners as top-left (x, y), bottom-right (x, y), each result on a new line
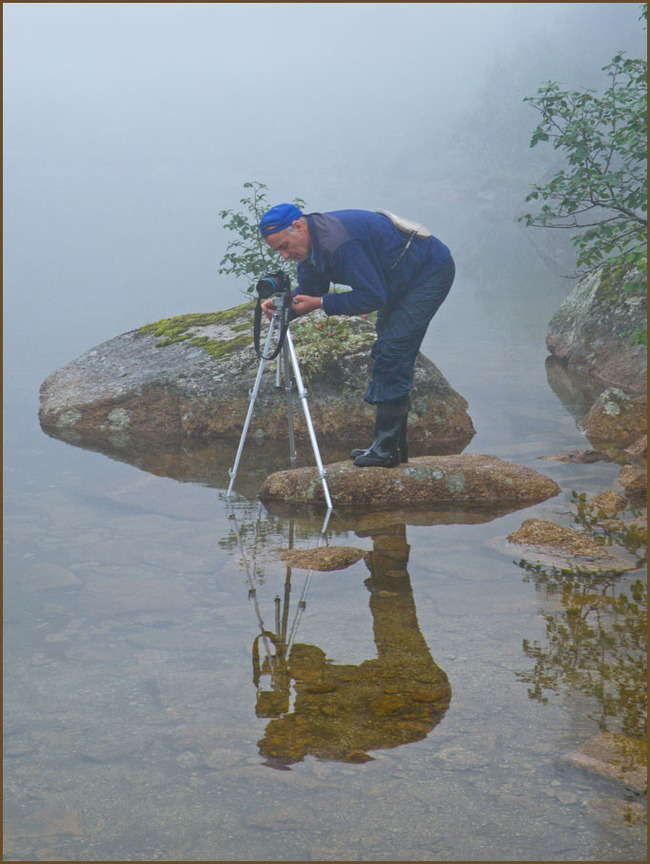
top-left (254, 523), bottom-right (451, 767)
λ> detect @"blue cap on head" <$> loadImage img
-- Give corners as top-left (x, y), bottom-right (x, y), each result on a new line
top-left (259, 203), bottom-right (303, 238)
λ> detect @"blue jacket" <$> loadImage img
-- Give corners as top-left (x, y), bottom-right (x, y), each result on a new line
top-left (294, 210), bottom-right (451, 317)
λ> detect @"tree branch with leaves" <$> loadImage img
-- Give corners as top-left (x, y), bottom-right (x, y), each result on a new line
top-left (520, 5), bottom-right (647, 286)
top-left (218, 181), bottom-right (306, 293)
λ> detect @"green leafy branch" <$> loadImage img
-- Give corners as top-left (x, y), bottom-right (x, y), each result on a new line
top-left (521, 51), bottom-right (647, 275)
top-left (218, 181), bottom-right (306, 292)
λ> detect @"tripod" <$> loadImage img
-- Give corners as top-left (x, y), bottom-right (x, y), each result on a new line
top-left (226, 302), bottom-right (333, 511)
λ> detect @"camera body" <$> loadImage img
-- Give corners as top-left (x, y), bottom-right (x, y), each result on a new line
top-left (255, 270), bottom-right (291, 301)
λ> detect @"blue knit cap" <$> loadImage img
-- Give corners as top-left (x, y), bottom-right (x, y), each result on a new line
top-left (259, 203), bottom-right (303, 238)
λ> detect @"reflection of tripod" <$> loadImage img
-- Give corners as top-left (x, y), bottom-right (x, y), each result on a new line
top-left (226, 302), bottom-right (333, 510)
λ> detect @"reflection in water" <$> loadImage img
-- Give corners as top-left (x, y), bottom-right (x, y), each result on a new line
top-left (518, 566), bottom-right (646, 735)
top-left (248, 522), bottom-right (451, 768)
top-left (545, 356), bottom-right (609, 422)
top-left (40, 423), bottom-right (460, 498)
top-left (516, 497), bottom-right (647, 782)
top-left (39, 428), bottom-right (341, 500)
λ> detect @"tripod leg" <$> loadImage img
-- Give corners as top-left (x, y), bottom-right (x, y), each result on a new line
top-left (282, 343), bottom-right (297, 466)
top-left (226, 313), bottom-right (279, 498)
top-left (284, 331), bottom-right (333, 511)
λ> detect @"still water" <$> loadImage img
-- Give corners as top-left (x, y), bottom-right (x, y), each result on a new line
top-left (3, 257), bottom-right (646, 861)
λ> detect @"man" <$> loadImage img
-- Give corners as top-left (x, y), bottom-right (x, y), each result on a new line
top-left (259, 203), bottom-right (455, 468)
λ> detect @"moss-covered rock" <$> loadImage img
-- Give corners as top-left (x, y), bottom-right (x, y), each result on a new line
top-left (39, 303), bottom-right (475, 453)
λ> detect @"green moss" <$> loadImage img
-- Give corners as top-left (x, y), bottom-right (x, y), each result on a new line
top-left (600, 256), bottom-right (647, 300)
top-left (291, 316), bottom-right (376, 381)
top-left (190, 332), bottom-right (250, 361)
top-left (138, 305), bottom-right (376, 376)
top-left (140, 303), bottom-right (253, 337)
top-left (138, 303), bottom-right (255, 360)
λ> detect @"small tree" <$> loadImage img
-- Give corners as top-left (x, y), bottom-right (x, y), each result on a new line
top-left (520, 5), bottom-right (647, 289)
top-left (218, 181), bottom-right (306, 293)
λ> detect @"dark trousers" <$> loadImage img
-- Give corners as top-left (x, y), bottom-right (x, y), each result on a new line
top-left (364, 256), bottom-right (455, 404)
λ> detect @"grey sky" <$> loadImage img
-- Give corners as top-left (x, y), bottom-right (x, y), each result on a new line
top-left (3, 3), bottom-right (646, 374)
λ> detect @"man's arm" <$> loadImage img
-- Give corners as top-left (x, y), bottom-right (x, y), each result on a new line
top-left (320, 240), bottom-right (389, 316)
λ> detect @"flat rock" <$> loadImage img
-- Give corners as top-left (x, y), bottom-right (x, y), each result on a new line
top-left (279, 546), bottom-right (367, 571)
top-left (259, 454), bottom-right (561, 511)
top-left (541, 449), bottom-right (608, 463)
top-left (501, 518), bottom-right (638, 572)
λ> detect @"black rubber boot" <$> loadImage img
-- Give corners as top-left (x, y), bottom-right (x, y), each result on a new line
top-left (398, 413), bottom-right (408, 462)
top-left (350, 399), bottom-right (409, 463)
top-left (353, 398), bottom-right (409, 468)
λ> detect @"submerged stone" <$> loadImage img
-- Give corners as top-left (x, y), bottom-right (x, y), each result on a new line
top-left (558, 733), bottom-right (647, 794)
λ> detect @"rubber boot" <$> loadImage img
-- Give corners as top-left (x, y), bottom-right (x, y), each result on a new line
top-left (350, 399), bottom-right (409, 463)
top-left (353, 398), bottom-right (409, 468)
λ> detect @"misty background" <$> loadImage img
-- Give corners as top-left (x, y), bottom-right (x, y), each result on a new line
top-left (3, 2), bottom-right (647, 398)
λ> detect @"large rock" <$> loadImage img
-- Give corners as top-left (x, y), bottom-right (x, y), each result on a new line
top-left (39, 303), bottom-right (475, 453)
top-left (546, 266), bottom-right (647, 394)
top-left (259, 454), bottom-right (560, 511)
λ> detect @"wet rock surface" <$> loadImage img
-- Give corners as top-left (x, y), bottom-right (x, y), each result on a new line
top-left (259, 454), bottom-right (561, 511)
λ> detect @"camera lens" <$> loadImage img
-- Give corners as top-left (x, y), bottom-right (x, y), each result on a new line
top-left (255, 270), bottom-right (291, 300)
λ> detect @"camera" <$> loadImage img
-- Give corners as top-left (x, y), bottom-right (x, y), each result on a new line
top-left (255, 270), bottom-right (291, 301)
top-left (251, 269), bottom-right (293, 360)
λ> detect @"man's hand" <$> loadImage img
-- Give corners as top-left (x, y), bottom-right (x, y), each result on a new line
top-left (261, 298), bottom-right (275, 321)
top-left (291, 295), bottom-right (322, 316)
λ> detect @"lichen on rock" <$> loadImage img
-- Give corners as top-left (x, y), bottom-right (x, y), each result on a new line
top-left (580, 387), bottom-right (647, 451)
top-left (259, 454), bottom-right (561, 512)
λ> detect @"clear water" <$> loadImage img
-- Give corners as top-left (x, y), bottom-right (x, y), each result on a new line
top-left (4, 256), bottom-right (646, 861)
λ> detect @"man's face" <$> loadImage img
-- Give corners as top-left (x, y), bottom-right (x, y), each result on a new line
top-left (265, 220), bottom-right (311, 262)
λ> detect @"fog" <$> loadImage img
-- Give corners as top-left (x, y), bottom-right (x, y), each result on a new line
top-left (3, 2), bottom-right (647, 379)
